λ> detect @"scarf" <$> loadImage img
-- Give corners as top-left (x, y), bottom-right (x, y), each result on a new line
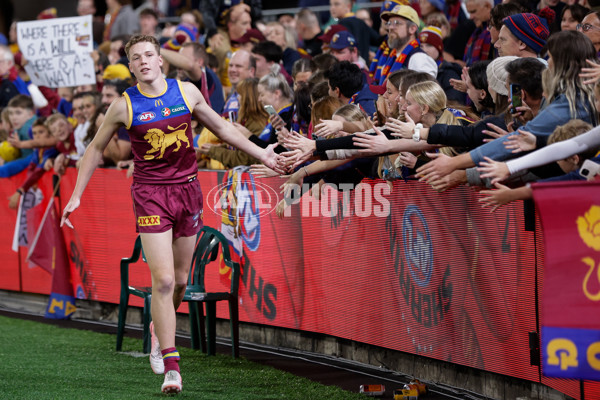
top-left (463, 24), bottom-right (492, 66)
top-left (369, 40), bottom-right (389, 81)
top-left (379, 39), bottom-right (420, 85)
top-left (103, 6), bottom-right (121, 42)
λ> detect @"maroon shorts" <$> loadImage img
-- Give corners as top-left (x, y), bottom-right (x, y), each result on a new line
top-left (131, 178), bottom-right (203, 238)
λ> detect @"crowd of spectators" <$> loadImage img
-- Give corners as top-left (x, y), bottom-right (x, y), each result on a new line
top-left (2, 0), bottom-right (600, 213)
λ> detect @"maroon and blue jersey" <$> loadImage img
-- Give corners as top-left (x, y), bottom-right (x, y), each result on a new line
top-left (124, 79), bottom-right (197, 184)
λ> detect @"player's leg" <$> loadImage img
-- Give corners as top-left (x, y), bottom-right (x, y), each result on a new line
top-left (172, 234), bottom-right (196, 310)
top-left (140, 230), bottom-right (176, 351)
top-left (140, 230), bottom-right (183, 394)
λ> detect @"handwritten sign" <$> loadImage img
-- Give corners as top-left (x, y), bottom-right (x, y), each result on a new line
top-left (17, 15), bottom-right (95, 88)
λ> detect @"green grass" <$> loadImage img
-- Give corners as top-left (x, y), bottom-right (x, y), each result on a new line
top-left (0, 316), bottom-right (365, 399)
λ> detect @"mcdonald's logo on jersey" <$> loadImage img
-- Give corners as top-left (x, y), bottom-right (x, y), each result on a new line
top-left (155, 99), bottom-right (164, 107)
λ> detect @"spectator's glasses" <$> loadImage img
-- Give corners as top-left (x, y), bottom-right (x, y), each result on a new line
top-left (577, 23), bottom-right (600, 32)
top-left (385, 20), bottom-right (405, 28)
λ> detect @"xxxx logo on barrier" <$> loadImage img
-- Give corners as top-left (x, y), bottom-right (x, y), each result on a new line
top-left (576, 205), bottom-right (600, 301)
top-left (138, 215), bottom-right (160, 226)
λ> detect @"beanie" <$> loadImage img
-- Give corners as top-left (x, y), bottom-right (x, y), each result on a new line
top-left (502, 13), bottom-right (549, 54)
top-left (418, 26), bottom-right (443, 59)
top-left (486, 56), bottom-right (518, 97)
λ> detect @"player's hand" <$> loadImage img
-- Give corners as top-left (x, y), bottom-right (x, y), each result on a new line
top-left (61, 197), bottom-right (80, 228)
top-left (261, 143), bottom-right (286, 175)
top-left (8, 192), bottom-right (20, 210)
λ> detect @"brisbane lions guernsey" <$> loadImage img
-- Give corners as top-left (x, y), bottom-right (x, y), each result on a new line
top-left (123, 79), bottom-right (197, 184)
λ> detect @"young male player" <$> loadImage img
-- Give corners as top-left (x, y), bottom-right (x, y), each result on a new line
top-left (60, 35), bottom-right (280, 395)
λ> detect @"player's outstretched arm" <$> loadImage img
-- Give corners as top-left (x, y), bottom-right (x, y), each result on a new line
top-left (61, 98), bottom-right (128, 227)
top-left (182, 81), bottom-right (282, 172)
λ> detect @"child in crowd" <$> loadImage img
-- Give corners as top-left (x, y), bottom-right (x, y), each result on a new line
top-left (8, 117), bottom-right (59, 208)
top-left (72, 91), bottom-right (100, 158)
top-left (46, 113), bottom-right (78, 176)
top-left (7, 95), bottom-right (36, 160)
top-left (57, 86), bottom-right (75, 117)
top-left (0, 95), bottom-right (38, 175)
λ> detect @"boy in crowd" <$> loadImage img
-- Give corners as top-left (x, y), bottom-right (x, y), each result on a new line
top-left (8, 117), bottom-right (58, 208)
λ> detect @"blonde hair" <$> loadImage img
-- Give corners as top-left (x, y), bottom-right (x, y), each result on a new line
top-left (332, 104), bottom-right (369, 131)
top-left (407, 81), bottom-right (462, 156)
top-left (46, 112), bottom-right (69, 128)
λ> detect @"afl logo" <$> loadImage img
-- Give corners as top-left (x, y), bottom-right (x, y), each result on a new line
top-left (402, 205), bottom-right (433, 287)
top-left (138, 112), bottom-right (156, 122)
top-left (206, 172), bottom-right (280, 252)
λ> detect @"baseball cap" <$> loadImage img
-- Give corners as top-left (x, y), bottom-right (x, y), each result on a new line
top-left (232, 28), bottom-right (266, 45)
top-left (329, 31), bottom-right (357, 50)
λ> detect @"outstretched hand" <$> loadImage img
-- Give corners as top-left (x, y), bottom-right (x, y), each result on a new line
top-left (353, 120), bottom-right (389, 155)
top-left (261, 143), bottom-right (286, 175)
top-left (482, 123), bottom-right (511, 142)
top-left (478, 182), bottom-right (512, 212)
top-left (416, 152), bottom-right (454, 182)
top-left (580, 59), bottom-right (600, 85)
top-left (385, 113), bottom-right (415, 139)
top-left (314, 119), bottom-right (343, 138)
top-left (477, 156), bottom-right (510, 185)
top-left (504, 129), bottom-right (536, 153)
top-left (61, 197), bottom-right (80, 228)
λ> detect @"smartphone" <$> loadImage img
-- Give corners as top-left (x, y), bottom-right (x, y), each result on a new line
top-left (264, 105), bottom-right (277, 116)
top-left (374, 100), bottom-right (385, 126)
top-left (579, 159), bottom-right (600, 180)
top-left (228, 111), bottom-right (237, 123)
top-left (510, 84), bottom-right (522, 114)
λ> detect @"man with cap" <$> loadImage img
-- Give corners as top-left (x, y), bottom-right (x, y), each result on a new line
top-left (233, 28), bottom-right (266, 52)
top-left (495, 13), bottom-right (549, 59)
top-left (318, 24), bottom-right (349, 54)
top-left (329, 31), bottom-right (370, 75)
top-left (375, 4), bottom-right (437, 85)
top-left (419, 26), bottom-right (465, 103)
top-left (329, 0), bottom-right (381, 61)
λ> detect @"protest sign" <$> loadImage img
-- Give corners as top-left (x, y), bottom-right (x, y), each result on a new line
top-left (17, 15), bottom-right (95, 88)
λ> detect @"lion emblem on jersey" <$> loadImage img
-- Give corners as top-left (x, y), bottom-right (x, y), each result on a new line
top-left (143, 122), bottom-right (190, 160)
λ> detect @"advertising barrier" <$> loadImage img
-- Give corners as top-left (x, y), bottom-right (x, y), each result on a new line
top-left (1, 168), bottom-right (598, 399)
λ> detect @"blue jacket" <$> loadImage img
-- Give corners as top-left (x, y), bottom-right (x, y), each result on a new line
top-left (470, 94), bottom-right (595, 165)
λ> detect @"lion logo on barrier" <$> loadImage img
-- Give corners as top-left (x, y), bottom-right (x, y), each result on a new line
top-left (143, 122), bottom-right (190, 160)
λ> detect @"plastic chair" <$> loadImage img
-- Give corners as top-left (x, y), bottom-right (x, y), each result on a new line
top-left (115, 226), bottom-right (241, 358)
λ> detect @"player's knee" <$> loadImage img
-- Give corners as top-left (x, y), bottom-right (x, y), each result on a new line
top-left (153, 275), bottom-right (175, 295)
